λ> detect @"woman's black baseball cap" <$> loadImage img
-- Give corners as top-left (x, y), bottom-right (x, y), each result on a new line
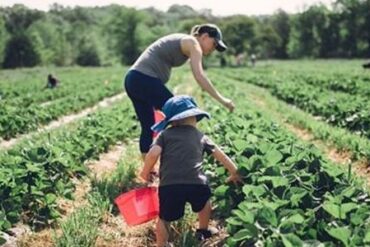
top-left (193, 24), bottom-right (227, 52)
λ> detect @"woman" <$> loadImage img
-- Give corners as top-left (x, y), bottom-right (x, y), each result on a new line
top-left (124, 23), bottom-right (235, 157)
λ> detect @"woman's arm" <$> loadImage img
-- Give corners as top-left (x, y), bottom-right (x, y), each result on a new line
top-left (181, 37), bottom-right (235, 112)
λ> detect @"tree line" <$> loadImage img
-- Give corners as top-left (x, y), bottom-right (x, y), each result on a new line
top-left (0, 1), bottom-right (369, 69)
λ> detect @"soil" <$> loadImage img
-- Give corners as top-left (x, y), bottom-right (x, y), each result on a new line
top-left (15, 143), bottom-right (129, 247)
top-left (0, 93), bottom-right (126, 150)
top-left (250, 93), bottom-right (370, 188)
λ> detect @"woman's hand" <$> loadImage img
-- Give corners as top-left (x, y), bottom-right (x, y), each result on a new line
top-left (226, 172), bottom-right (243, 185)
top-left (222, 98), bottom-right (235, 112)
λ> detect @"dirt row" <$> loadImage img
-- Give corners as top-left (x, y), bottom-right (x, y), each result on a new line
top-left (248, 92), bottom-right (370, 188)
top-left (14, 142), bottom-right (157, 247)
top-left (0, 93), bottom-right (126, 150)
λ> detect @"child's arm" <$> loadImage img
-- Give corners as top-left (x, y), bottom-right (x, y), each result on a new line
top-left (212, 145), bottom-right (242, 184)
top-left (140, 144), bottom-right (162, 182)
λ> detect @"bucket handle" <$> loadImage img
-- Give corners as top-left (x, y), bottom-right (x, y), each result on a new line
top-left (142, 171), bottom-right (159, 187)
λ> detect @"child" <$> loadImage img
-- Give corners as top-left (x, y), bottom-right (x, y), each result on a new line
top-left (139, 95), bottom-right (242, 247)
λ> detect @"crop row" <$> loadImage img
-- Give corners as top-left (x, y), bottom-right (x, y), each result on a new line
top-left (0, 67), bottom-right (125, 105)
top-left (286, 73), bottom-right (370, 97)
top-left (198, 80), bottom-right (370, 246)
top-left (0, 82), bottom-right (124, 140)
top-left (212, 69), bottom-right (370, 139)
top-left (252, 61), bottom-right (370, 97)
top-left (0, 99), bottom-right (137, 233)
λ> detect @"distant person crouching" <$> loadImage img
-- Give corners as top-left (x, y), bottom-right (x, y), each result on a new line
top-left (362, 62), bottom-right (370, 69)
top-left (45, 74), bottom-right (59, 89)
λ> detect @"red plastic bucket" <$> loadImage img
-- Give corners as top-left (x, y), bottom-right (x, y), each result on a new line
top-left (153, 110), bottom-right (165, 138)
top-left (115, 186), bottom-right (159, 226)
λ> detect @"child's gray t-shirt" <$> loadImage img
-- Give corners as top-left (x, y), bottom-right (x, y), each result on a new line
top-left (154, 125), bottom-right (215, 186)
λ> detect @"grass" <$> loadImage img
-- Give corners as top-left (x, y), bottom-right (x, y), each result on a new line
top-left (170, 206), bottom-right (199, 247)
top-left (52, 191), bottom-right (110, 247)
top-left (52, 142), bottom-right (140, 247)
top-left (90, 144), bottom-right (139, 205)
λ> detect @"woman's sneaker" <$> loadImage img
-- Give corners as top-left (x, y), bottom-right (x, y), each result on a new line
top-left (195, 227), bottom-right (219, 241)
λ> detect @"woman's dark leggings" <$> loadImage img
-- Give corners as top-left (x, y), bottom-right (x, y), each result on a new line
top-left (124, 70), bottom-right (173, 153)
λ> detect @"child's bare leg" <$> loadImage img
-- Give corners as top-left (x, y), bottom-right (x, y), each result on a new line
top-left (156, 218), bottom-right (170, 247)
top-left (197, 200), bottom-right (212, 229)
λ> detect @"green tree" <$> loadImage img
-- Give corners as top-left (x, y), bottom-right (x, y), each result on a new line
top-left (136, 8), bottom-right (175, 51)
top-left (2, 34), bottom-right (40, 68)
top-left (335, 0), bottom-right (369, 57)
top-left (270, 10), bottom-right (290, 58)
top-left (1, 4), bottom-right (43, 67)
top-left (308, 5), bottom-right (331, 57)
top-left (76, 35), bottom-right (101, 66)
top-left (28, 12), bottom-right (73, 66)
top-left (27, 17), bottom-right (59, 65)
top-left (0, 12), bottom-right (9, 64)
top-left (107, 7), bottom-right (144, 65)
top-left (167, 4), bottom-right (198, 20)
top-left (255, 24), bottom-right (281, 59)
top-left (178, 17), bottom-right (208, 34)
top-left (287, 5), bottom-right (330, 57)
top-left (320, 12), bottom-right (341, 57)
top-left (287, 16), bottom-right (301, 58)
top-left (3, 4), bottom-right (43, 34)
top-left (220, 15), bottom-right (257, 55)
top-left (48, 4), bottom-right (101, 65)
top-left (360, 0), bottom-right (370, 55)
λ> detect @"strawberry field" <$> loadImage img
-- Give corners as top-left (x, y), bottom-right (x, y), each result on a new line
top-left (1, 60), bottom-right (370, 247)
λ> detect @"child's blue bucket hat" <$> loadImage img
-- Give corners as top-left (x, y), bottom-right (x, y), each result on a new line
top-left (151, 95), bottom-right (210, 132)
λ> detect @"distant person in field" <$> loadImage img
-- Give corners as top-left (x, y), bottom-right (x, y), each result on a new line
top-left (235, 53), bottom-right (245, 67)
top-left (124, 23), bottom-right (235, 159)
top-left (140, 95), bottom-right (242, 247)
top-left (45, 74), bottom-right (59, 89)
top-left (250, 53), bottom-right (256, 67)
top-left (362, 62), bottom-right (370, 69)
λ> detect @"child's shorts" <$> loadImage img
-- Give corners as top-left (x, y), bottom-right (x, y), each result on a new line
top-left (158, 184), bottom-right (212, 222)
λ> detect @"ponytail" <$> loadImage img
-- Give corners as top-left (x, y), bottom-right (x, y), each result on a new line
top-left (190, 25), bottom-right (200, 36)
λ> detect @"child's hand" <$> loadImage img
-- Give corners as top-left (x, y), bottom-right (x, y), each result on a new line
top-left (139, 170), bottom-right (158, 183)
top-left (139, 170), bottom-right (151, 182)
top-left (226, 172), bottom-right (243, 185)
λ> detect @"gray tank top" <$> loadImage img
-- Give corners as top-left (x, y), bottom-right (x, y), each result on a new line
top-left (130, 33), bottom-right (189, 83)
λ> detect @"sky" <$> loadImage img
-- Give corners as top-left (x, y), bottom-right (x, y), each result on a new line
top-left (0, 0), bottom-right (335, 16)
